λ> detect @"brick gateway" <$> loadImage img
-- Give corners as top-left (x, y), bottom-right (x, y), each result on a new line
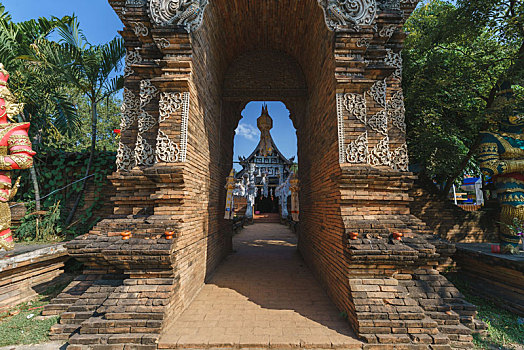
top-left (48, 0), bottom-right (486, 348)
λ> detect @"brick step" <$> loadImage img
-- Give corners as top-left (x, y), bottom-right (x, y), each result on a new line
top-left (66, 304), bottom-right (105, 312)
top-left (69, 332), bottom-right (157, 347)
top-left (49, 323), bottom-right (80, 341)
top-left (42, 278), bottom-right (103, 316)
top-left (59, 311), bottom-right (95, 324)
top-left (79, 316), bottom-right (163, 334)
top-left (41, 303), bottom-right (72, 313)
top-left (438, 324), bottom-right (473, 335)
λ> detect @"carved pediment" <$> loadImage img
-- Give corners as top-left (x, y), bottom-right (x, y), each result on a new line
top-left (148, 0), bottom-right (208, 32)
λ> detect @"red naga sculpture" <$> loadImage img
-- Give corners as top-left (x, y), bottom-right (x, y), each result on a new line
top-left (0, 64), bottom-right (36, 251)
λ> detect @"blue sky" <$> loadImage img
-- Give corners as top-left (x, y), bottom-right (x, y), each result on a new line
top-left (3, 0), bottom-right (123, 44)
top-left (3, 1), bottom-right (298, 165)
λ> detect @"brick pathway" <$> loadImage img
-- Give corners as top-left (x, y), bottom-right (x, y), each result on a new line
top-left (158, 223), bottom-right (363, 349)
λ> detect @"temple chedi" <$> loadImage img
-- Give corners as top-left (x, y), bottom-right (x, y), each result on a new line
top-left (234, 106), bottom-right (295, 216)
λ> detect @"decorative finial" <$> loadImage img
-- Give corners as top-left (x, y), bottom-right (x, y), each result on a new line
top-left (257, 104), bottom-right (273, 157)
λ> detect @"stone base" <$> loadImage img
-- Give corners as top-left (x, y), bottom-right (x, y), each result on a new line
top-left (339, 167), bottom-right (486, 348)
top-left (0, 243), bottom-right (68, 309)
top-left (454, 243), bottom-right (524, 316)
top-left (44, 168), bottom-right (488, 349)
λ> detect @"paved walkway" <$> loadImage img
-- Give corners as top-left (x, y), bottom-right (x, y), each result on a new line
top-left (158, 223), bottom-right (362, 349)
top-left (0, 342), bottom-right (66, 350)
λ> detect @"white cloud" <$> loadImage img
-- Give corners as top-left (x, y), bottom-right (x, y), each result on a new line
top-left (235, 123), bottom-right (259, 141)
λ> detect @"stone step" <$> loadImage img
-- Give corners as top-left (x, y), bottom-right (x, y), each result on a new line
top-left (438, 324), bottom-right (473, 335)
top-left (49, 323), bottom-right (80, 341)
top-left (69, 332), bottom-right (157, 347)
top-left (79, 317), bottom-right (162, 334)
top-left (59, 311), bottom-right (96, 324)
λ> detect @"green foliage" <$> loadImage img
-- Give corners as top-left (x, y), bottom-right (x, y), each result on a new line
top-left (12, 149), bottom-right (117, 239)
top-left (403, 0), bottom-right (524, 188)
top-left (15, 201), bottom-right (62, 242)
top-left (0, 3), bottom-right (81, 140)
top-left (0, 4), bottom-right (124, 237)
top-left (46, 94), bottom-right (121, 152)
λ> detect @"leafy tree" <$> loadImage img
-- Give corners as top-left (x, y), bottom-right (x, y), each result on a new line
top-left (403, 0), bottom-right (524, 195)
top-left (27, 16), bottom-right (125, 224)
top-left (0, 5), bottom-right (81, 210)
top-left (47, 93), bottom-right (121, 152)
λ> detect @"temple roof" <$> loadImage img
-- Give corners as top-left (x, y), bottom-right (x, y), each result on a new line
top-left (236, 106), bottom-right (294, 179)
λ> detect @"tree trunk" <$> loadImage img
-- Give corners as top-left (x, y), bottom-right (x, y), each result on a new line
top-left (441, 136), bottom-right (482, 197)
top-left (29, 166), bottom-right (41, 211)
top-left (66, 100), bottom-right (97, 226)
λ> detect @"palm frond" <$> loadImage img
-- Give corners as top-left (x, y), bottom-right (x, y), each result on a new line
top-left (51, 94), bottom-right (81, 136)
top-left (99, 37), bottom-right (125, 79)
top-left (54, 15), bottom-right (87, 50)
top-left (101, 75), bottom-right (124, 101)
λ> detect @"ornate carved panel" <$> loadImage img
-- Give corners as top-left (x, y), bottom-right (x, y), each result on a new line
top-left (391, 143), bottom-right (409, 171)
top-left (318, 0), bottom-right (377, 31)
top-left (378, 0), bottom-right (401, 11)
top-left (337, 80), bottom-right (408, 171)
top-left (346, 132), bottom-right (369, 163)
top-left (343, 93), bottom-right (367, 124)
top-left (122, 0), bottom-right (147, 15)
top-left (134, 79), bottom-right (160, 168)
top-left (179, 92), bottom-right (190, 162)
top-left (156, 130), bottom-right (180, 162)
top-left (124, 50), bottom-right (142, 78)
top-left (140, 79), bottom-right (159, 108)
top-left (148, 0), bottom-right (209, 32)
top-left (138, 111), bottom-right (157, 133)
top-left (131, 21), bottom-right (149, 37)
top-left (379, 24), bottom-right (396, 38)
top-left (339, 92), bottom-right (369, 164)
top-left (116, 142), bottom-right (135, 171)
top-left (387, 90), bottom-right (406, 133)
top-left (159, 92), bottom-right (184, 123)
top-left (385, 49), bottom-right (403, 81)
top-left (135, 134), bottom-right (156, 167)
top-left (368, 136), bottom-right (390, 166)
top-left (367, 79), bottom-right (386, 107)
top-left (367, 110), bottom-right (388, 136)
top-left (154, 37), bottom-right (171, 50)
top-left (336, 94), bottom-right (346, 164)
top-left (120, 88), bottom-right (140, 132)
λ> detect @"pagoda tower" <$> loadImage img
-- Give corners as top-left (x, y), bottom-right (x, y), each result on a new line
top-left (236, 106), bottom-right (295, 213)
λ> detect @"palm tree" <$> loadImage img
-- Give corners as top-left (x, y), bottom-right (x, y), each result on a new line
top-left (30, 16), bottom-right (125, 224)
top-left (0, 6), bottom-right (81, 210)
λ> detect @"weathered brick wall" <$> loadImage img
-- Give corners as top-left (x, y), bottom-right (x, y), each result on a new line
top-left (192, 0), bottom-right (353, 325)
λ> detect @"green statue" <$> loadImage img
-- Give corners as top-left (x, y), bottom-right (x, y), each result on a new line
top-left (478, 86), bottom-right (524, 254)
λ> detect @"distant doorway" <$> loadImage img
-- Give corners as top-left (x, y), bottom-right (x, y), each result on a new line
top-left (255, 195), bottom-right (279, 214)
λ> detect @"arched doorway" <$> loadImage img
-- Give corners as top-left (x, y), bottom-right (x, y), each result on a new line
top-left (54, 1), bottom-right (483, 349)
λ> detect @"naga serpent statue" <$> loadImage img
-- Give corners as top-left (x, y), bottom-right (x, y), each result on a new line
top-left (478, 88), bottom-right (524, 254)
top-left (0, 64), bottom-right (36, 251)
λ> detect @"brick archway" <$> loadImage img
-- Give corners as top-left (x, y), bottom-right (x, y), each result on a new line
top-left (52, 1), bottom-right (485, 348)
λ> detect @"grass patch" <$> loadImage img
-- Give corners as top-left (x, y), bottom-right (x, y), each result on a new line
top-left (0, 300), bottom-right (59, 346)
top-left (0, 274), bottom-right (75, 346)
top-left (446, 272), bottom-right (524, 349)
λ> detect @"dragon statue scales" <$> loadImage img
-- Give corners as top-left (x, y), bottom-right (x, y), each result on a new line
top-left (478, 85), bottom-right (524, 254)
top-left (0, 64), bottom-right (36, 251)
